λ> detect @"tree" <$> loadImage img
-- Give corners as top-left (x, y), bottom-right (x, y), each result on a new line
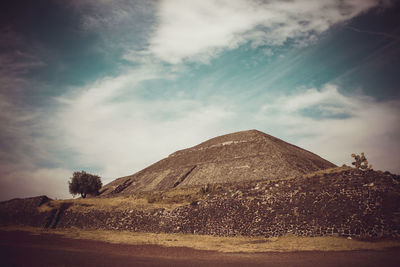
top-left (351, 152), bottom-right (372, 170)
top-left (68, 171), bottom-right (102, 198)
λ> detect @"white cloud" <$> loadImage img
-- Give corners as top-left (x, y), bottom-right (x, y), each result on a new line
top-left (54, 67), bottom-right (235, 183)
top-left (62, 0), bottom-right (389, 64)
top-left (148, 0), bottom-right (384, 63)
top-left (257, 85), bottom-right (400, 173)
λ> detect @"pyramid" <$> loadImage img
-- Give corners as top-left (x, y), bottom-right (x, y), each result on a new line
top-left (101, 130), bottom-right (335, 196)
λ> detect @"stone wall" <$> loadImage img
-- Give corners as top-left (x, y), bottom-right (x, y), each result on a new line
top-left (1, 169), bottom-right (400, 239)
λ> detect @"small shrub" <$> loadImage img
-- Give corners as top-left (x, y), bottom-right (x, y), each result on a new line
top-left (351, 152), bottom-right (372, 170)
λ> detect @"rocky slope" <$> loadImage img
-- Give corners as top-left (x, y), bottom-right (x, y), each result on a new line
top-left (100, 130), bottom-right (335, 196)
top-left (1, 168), bottom-right (399, 239)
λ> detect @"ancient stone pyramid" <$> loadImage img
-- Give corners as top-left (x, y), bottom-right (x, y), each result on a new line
top-left (101, 130), bottom-right (336, 196)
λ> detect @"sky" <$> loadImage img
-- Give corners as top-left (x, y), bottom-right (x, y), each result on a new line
top-left (0, 0), bottom-right (399, 201)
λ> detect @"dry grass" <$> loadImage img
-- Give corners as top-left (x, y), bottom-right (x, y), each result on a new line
top-left (37, 187), bottom-right (207, 214)
top-left (1, 226), bottom-right (399, 253)
top-left (38, 197), bottom-right (178, 213)
top-left (277, 166), bottom-right (352, 182)
top-left (302, 166), bottom-right (353, 178)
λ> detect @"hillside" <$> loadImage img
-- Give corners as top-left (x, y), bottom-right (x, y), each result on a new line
top-left (100, 130), bottom-right (335, 196)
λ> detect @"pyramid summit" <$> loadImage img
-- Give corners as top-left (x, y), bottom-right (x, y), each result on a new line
top-left (101, 130), bottom-right (336, 196)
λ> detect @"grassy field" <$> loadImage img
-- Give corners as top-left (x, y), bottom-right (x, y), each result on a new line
top-left (1, 226), bottom-right (399, 253)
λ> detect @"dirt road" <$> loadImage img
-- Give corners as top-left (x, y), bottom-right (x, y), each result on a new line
top-left (1, 230), bottom-right (400, 267)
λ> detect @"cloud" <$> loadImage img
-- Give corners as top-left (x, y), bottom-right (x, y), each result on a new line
top-left (60, 0), bottom-right (388, 64)
top-left (0, 167), bottom-right (72, 201)
top-left (257, 85), bottom-right (400, 173)
top-left (0, 27), bottom-right (46, 97)
top-left (0, 97), bottom-right (44, 168)
top-left (0, 27), bottom-right (71, 201)
top-left (54, 66), bottom-right (235, 183)
top-left (0, 25), bottom-right (54, 169)
top-left (64, 0), bottom-right (157, 53)
top-left (0, 84), bottom-right (73, 201)
top-left (0, 79), bottom-right (73, 201)
top-left (148, 0), bottom-right (385, 63)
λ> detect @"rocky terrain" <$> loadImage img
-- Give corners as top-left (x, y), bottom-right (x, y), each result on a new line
top-left (1, 168), bottom-right (399, 239)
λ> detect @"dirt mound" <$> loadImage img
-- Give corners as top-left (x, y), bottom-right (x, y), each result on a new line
top-left (101, 130), bottom-right (335, 196)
